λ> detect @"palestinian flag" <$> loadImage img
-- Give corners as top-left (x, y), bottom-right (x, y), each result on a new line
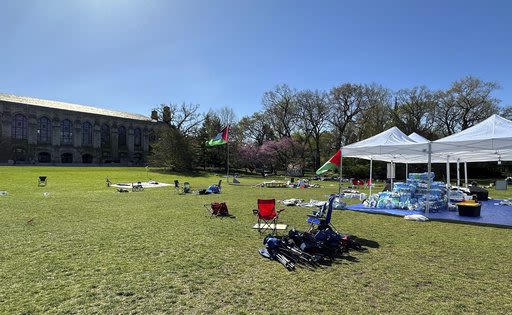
top-left (316, 149), bottom-right (341, 175)
top-left (207, 127), bottom-right (229, 146)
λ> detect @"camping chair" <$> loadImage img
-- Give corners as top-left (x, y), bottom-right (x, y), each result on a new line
top-left (179, 181), bottom-right (191, 194)
top-left (132, 182), bottom-right (144, 192)
top-left (38, 176), bottom-right (47, 187)
top-left (253, 199), bottom-right (285, 234)
top-left (306, 195), bottom-right (337, 232)
top-left (204, 202), bottom-right (230, 218)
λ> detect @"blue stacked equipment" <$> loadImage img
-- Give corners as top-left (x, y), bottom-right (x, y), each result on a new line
top-left (366, 172), bottom-right (447, 212)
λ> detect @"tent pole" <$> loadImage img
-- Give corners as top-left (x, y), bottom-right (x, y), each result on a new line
top-left (405, 162), bottom-right (409, 180)
top-left (226, 130), bottom-right (230, 184)
top-left (464, 162), bottom-right (468, 187)
top-left (446, 156), bottom-right (451, 209)
top-left (339, 147), bottom-right (343, 196)
top-left (426, 142), bottom-right (432, 214)
top-left (456, 158), bottom-right (460, 187)
top-left (369, 158), bottom-right (373, 196)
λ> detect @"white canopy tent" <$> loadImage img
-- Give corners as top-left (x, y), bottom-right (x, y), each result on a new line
top-left (432, 114), bottom-right (512, 161)
top-left (408, 132), bottom-right (429, 143)
top-left (431, 114), bottom-right (512, 189)
top-left (342, 127), bottom-right (428, 162)
top-left (341, 127), bottom-right (429, 195)
top-left (337, 114), bottom-right (512, 213)
top-left (406, 132), bottom-right (430, 177)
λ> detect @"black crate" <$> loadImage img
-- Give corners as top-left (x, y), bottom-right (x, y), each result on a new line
top-left (457, 204), bottom-right (481, 217)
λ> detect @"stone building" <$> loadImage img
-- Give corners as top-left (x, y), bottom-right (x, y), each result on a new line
top-left (0, 93), bottom-right (156, 165)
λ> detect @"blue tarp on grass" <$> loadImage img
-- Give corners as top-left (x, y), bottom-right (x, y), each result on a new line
top-left (345, 199), bottom-right (512, 228)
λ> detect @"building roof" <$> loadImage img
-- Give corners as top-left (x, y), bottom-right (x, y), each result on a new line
top-left (0, 93), bottom-right (152, 121)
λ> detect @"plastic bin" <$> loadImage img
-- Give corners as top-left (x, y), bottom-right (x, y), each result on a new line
top-left (457, 202), bottom-right (481, 217)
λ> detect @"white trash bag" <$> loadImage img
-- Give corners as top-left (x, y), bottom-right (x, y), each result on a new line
top-left (404, 214), bottom-right (429, 222)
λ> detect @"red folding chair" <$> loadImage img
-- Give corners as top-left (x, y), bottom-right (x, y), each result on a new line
top-left (253, 199), bottom-right (284, 234)
top-left (351, 179), bottom-right (359, 188)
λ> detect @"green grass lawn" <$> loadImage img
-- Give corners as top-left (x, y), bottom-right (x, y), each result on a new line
top-left (1, 167), bottom-right (511, 314)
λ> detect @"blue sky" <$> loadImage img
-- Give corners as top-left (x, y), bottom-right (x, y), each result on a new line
top-left (1, 0), bottom-right (511, 118)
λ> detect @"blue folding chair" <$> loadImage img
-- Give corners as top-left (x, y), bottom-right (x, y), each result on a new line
top-left (306, 195), bottom-right (337, 232)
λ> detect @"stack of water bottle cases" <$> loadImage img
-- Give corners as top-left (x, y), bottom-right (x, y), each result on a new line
top-left (364, 172), bottom-right (447, 212)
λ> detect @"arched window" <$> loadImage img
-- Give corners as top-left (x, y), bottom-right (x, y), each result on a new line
top-left (82, 154), bottom-right (93, 163)
top-left (61, 152), bottom-right (73, 163)
top-left (61, 119), bottom-right (73, 145)
top-left (134, 128), bottom-right (142, 148)
top-left (11, 114), bottom-right (28, 139)
top-left (38, 117), bottom-right (52, 144)
top-left (82, 122), bottom-right (93, 146)
top-left (118, 126), bottom-right (126, 147)
top-left (38, 152), bottom-right (52, 163)
top-left (101, 124), bottom-right (110, 146)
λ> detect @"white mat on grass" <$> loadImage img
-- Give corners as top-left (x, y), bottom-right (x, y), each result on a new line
top-left (252, 223), bottom-right (288, 230)
top-left (111, 182), bottom-right (172, 188)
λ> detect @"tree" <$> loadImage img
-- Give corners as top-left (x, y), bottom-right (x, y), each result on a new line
top-left (149, 125), bottom-right (193, 171)
top-left (150, 101), bottom-right (203, 169)
top-left (257, 137), bottom-right (303, 173)
top-left (238, 113), bottom-right (274, 145)
top-left (217, 106), bottom-right (237, 127)
top-left (435, 76), bottom-right (500, 135)
top-left (296, 89), bottom-right (329, 169)
top-left (196, 112), bottom-right (223, 169)
top-left (391, 86), bottom-right (437, 138)
top-left (153, 102), bottom-right (203, 136)
top-left (262, 84), bottom-right (298, 138)
top-left (238, 144), bottom-right (260, 173)
top-left (500, 105), bottom-right (512, 120)
top-left (356, 84), bottom-right (393, 141)
top-left (327, 83), bottom-right (368, 146)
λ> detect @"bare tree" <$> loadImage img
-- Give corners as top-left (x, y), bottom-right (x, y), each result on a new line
top-left (356, 84), bottom-right (393, 140)
top-left (392, 86), bottom-right (437, 138)
top-left (296, 89), bottom-right (329, 168)
top-left (238, 113), bottom-right (274, 145)
top-left (262, 84), bottom-right (298, 138)
top-left (153, 102), bottom-right (203, 136)
top-left (217, 106), bottom-right (237, 127)
top-left (435, 76), bottom-right (500, 135)
top-left (327, 83), bottom-right (367, 146)
top-left (500, 105), bottom-right (512, 120)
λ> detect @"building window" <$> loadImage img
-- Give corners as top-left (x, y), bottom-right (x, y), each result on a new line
top-left (11, 114), bottom-right (28, 139)
top-left (61, 152), bottom-right (73, 163)
top-left (118, 126), bottom-right (126, 147)
top-left (38, 152), bottom-right (52, 163)
top-left (38, 117), bottom-right (52, 144)
top-left (101, 124), bottom-right (110, 146)
top-left (82, 122), bottom-right (93, 146)
top-left (134, 128), bottom-right (142, 148)
top-left (82, 154), bottom-right (93, 163)
top-left (61, 119), bottom-right (73, 145)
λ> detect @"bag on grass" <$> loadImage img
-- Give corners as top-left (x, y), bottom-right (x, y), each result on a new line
top-left (210, 202), bottom-right (229, 216)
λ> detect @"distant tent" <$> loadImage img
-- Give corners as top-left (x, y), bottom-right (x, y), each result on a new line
top-left (408, 132), bottom-right (429, 143)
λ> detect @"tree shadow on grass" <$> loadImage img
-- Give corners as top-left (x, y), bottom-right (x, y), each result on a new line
top-left (149, 168), bottom-right (206, 178)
